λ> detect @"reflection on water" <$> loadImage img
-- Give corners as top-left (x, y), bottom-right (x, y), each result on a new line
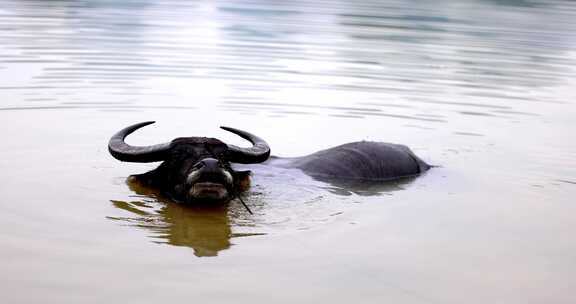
top-left (315, 175), bottom-right (418, 196)
top-left (109, 178), bottom-right (263, 257)
top-left (109, 199), bottom-right (232, 257)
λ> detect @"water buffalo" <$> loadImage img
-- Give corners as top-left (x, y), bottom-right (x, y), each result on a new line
top-left (109, 122), bottom-right (430, 205)
top-left (109, 121), bottom-right (270, 204)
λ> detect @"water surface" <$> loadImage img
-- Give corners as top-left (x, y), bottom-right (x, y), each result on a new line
top-left (1, 0), bottom-right (576, 303)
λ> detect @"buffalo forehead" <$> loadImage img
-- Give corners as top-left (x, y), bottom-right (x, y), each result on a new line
top-left (171, 137), bottom-right (227, 146)
top-left (170, 137), bottom-right (229, 158)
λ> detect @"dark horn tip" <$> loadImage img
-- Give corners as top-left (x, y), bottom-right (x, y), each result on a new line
top-left (136, 121), bottom-right (156, 128)
top-left (220, 126), bottom-right (235, 132)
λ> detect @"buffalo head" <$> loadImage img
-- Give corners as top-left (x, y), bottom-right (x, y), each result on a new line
top-left (108, 121), bottom-right (270, 204)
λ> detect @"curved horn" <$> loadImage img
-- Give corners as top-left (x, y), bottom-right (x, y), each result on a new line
top-left (220, 126), bottom-right (271, 164)
top-left (108, 121), bottom-right (171, 163)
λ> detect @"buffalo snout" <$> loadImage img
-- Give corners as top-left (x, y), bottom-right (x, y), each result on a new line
top-left (186, 158), bottom-right (234, 203)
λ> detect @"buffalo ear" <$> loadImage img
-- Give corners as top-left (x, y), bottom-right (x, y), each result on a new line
top-left (234, 170), bottom-right (252, 192)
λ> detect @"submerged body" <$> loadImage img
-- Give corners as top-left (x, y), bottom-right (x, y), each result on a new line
top-left (273, 141), bottom-right (430, 181)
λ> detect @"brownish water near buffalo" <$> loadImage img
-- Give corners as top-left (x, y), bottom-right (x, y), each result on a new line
top-left (1, 0), bottom-right (576, 303)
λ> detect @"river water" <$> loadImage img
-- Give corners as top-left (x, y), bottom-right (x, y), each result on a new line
top-left (1, 0), bottom-right (576, 303)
